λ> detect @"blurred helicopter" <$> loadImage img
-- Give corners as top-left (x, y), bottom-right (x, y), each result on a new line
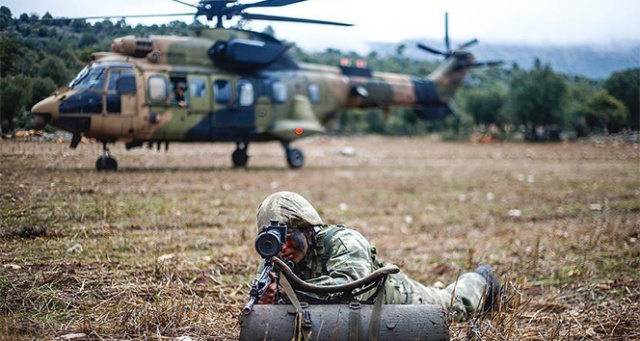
top-left (31, 0), bottom-right (501, 171)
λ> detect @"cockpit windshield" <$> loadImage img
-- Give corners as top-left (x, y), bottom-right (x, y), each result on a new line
top-left (69, 63), bottom-right (133, 90)
top-left (69, 66), bottom-right (107, 90)
top-left (69, 66), bottom-right (89, 88)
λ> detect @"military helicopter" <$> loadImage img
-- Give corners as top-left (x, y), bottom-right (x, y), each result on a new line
top-left (31, 0), bottom-right (500, 171)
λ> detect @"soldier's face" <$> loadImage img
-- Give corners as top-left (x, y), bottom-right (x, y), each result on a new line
top-left (280, 228), bottom-right (308, 264)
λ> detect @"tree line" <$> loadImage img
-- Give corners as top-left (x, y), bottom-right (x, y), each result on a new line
top-left (1, 6), bottom-right (638, 139)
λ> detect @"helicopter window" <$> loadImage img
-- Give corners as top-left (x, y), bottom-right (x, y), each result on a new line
top-left (148, 76), bottom-right (168, 103)
top-left (107, 70), bottom-right (122, 91)
top-left (238, 81), bottom-right (254, 107)
top-left (308, 84), bottom-right (321, 103)
top-left (71, 67), bottom-right (107, 90)
top-left (272, 82), bottom-right (288, 103)
top-left (69, 66), bottom-right (89, 88)
top-left (170, 78), bottom-right (189, 107)
top-left (214, 80), bottom-right (231, 104)
top-left (189, 79), bottom-right (206, 98)
top-left (107, 69), bottom-right (134, 92)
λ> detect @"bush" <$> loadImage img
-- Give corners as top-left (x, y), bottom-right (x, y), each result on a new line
top-left (582, 91), bottom-right (630, 134)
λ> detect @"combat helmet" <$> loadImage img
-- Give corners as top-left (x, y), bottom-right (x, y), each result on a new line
top-left (256, 191), bottom-right (323, 231)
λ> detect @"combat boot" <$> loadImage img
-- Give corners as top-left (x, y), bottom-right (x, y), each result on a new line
top-left (475, 264), bottom-right (502, 314)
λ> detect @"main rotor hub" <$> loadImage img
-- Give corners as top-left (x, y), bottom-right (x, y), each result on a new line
top-left (196, 0), bottom-right (238, 25)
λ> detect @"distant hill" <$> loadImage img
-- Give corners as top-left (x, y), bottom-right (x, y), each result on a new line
top-left (371, 40), bottom-right (640, 79)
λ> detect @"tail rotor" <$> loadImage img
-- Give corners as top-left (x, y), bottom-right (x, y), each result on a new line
top-left (417, 12), bottom-right (502, 68)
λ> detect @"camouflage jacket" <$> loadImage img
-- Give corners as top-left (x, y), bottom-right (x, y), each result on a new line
top-left (292, 224), bottom-right (384, 302)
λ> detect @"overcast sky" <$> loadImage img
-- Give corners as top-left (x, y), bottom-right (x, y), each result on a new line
top-left (3, 0), bottom-right (639, 53)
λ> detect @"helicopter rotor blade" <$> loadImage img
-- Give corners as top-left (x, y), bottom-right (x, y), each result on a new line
top-left (40, 13), bottom-right (195, 22)
top-left (457, 38), bottom-right (478, 50)
top-left (476, 60), bottom-right (504, 67)
top-left (246, 0), bottom-right (308, 8)
top-left (233, 0), bottom-right (307, 13)
top-left (417, 43), bottom-right (447, 56)
top-left (241, 12), bottom-right (352, 26)
top-left (171, 0), bottom-right (198, 8)
top-left (464, 60), bottom-right (504, 68)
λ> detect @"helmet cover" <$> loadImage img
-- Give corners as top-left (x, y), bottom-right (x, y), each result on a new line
top-left (256, 191), bottom-right (323, 231)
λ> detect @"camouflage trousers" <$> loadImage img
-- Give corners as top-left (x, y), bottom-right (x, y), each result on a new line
top-left (383, 271), bottom-right (487, 322)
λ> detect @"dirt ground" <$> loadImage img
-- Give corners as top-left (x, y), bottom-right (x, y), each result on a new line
top-left (1, 136), bottom-right (638, 340)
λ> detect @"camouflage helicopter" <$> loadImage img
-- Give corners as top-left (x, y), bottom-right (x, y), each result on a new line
top-left (31, 0), bottom-right (501, 171)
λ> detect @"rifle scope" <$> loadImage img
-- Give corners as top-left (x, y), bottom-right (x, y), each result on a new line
top-left (255, 219), bottom-right (287, 258)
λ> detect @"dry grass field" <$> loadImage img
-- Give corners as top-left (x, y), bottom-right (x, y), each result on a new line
top-left (1, 136), bottom-right (638, 340)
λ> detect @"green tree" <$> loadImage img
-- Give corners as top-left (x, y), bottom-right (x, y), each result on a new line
top-left (0, 35), bottom-right (23, 77)
top-left (37, 26), bottom-right (49, 37)
top-left (564, 76), bottom-right (601, 137)
top-left (29, 77), bottom-right (57, 109)
top-left (71, 19), bottom-right (88, 33)
top-left (0, 6), bottom-right (12, 30)
top-left (38, 56), bottom-right (71, 86)
top-left (465, 89), bottom-right (505, 126)
top-left (79, 32), bottom-right (98, 48)
top-left (0, 76), bottom-right (31, 132)
top-left (604, 68), bottom-right (639, 130)
top-left (501, 59), bottom-right (567, 140)
top-left (583, 91), bottom-right (630, 134)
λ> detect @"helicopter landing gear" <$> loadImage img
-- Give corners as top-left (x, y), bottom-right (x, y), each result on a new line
top-left (96, 141), bottom-right (118, 171)
top-left (232, 142), bottom-right (249, 168)
top-left (282, 141), bottom-right (304, 169)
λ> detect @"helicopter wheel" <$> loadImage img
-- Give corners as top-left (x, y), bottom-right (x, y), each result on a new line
top-left (96, 141), bottom-right (118, 171)
top-left (96, 156), bottom-right (118, 171)
top-left (232, 142), bottom-right (249, 168)
top-left (286, 148), bottom-right (304, 169)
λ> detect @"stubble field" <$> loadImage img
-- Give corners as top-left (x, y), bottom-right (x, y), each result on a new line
top-left (1, 136), bottom-right (638, 340)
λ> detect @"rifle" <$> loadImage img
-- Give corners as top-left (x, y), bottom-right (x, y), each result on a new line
top-left (242, 219), bottom-right (288, 315)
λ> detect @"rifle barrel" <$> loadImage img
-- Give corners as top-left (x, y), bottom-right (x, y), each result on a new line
top-left (242, 297), bottom-right (257, 315)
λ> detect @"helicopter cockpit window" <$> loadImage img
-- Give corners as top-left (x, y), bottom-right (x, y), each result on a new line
top-left (69, 66), bottom-right (89, 88)
top-left (238, 81), bottom-right (254, 107)
top-left (214, 80), bottom-right (231, 104)
top-left (272, 82), bottom-right (288, 103)
top-left (106, 68), bottom-right (135, 113)
top-left (70, 66), bottom-right (107, 90)
top-left (308, 84), bottom-right (321, 104)
top-left (148, 76), bottom-right (168, 103)
top-left (107, 69), bottom-right (135, 91)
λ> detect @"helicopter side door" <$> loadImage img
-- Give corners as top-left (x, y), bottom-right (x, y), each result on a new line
top-left (184, 74), bottom-right (212, 141)
top-left (92, 68), bottom-right (137, 138)
top-left (254, 80), bottom-right (275, 134)
top-left (212, 78), bottom-right (256, 131)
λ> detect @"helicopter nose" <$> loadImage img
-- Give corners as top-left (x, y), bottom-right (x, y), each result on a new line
top-left (31, 95), bottom-right (60, 128)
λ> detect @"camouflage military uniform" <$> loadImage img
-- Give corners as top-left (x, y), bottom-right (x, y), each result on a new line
top-left (256, 191), bottom-right (490, 322)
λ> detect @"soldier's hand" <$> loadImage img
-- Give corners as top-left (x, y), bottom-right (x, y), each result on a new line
top-left (257, 282), bottom-right (278, 304)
